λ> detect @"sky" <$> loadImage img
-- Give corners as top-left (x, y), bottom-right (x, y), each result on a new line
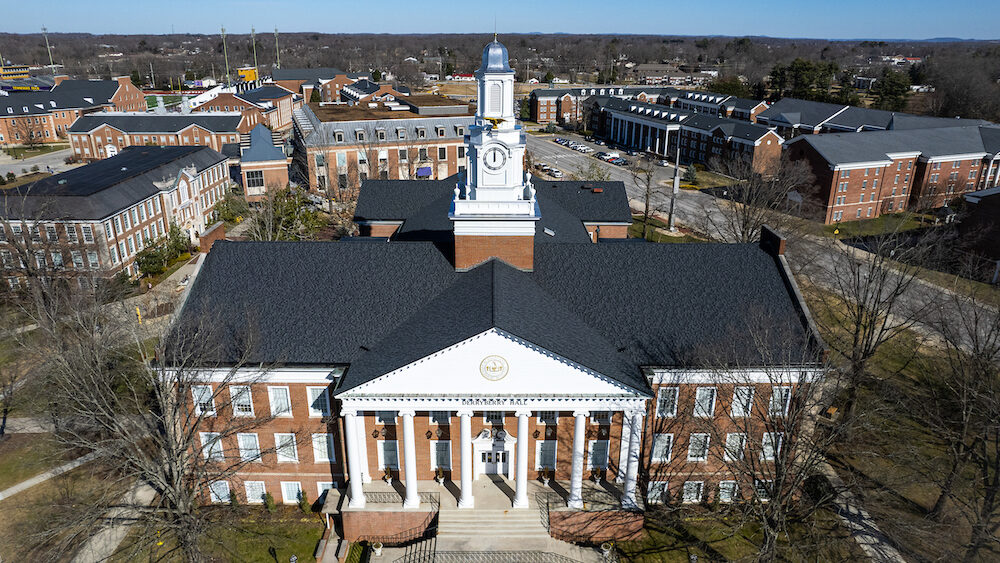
top-left (2, 0), bottom-right (997, 40)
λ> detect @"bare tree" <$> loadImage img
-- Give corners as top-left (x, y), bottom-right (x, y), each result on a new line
top-left (9, 117), bottom-right (47, 150)
top-left (699, 153), bottom-right (816, 243)
top-left (571, 159), bottom-right (611, 183)
top-left (629, 156), bottom-right (668, 240)
top-left (242, 188), bottom-right (323, 241)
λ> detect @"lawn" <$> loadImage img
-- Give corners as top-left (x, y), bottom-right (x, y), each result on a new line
top-left (2, 143), bottom-right (69, 159)
top-left (686, 169), bottom-right (735, 190)
top-left (0, 433), bottom-right (64, 491)
top-left (630, 215), bottom-right (707, 243)
top-left (823, 212), bottom-right (928, 238)
top-left (0, 172), bottom-right (52, 189)
top-left (145, 95), bottom-right (183, 108)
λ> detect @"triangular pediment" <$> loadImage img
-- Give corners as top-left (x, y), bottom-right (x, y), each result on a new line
top-left (338, 328), bottom-right (639, 398)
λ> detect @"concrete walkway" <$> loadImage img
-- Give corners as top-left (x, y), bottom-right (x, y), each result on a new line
top-left (819, 462), bottom-right (907, 562)
top-left (3, 417), bottom-right (55, 433)
top-left (0, 452), bottom-right (98, 501)
top-left (71, 482), bottom-right (157, 563)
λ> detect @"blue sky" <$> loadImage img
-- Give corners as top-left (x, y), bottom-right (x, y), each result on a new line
top-left (3, 0), bottom-right (997, 40)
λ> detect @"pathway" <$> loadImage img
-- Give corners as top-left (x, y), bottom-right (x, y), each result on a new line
top-left (0, 452), bottom-right (97, 501)
top-left (819, 462), bottom-right (907, 562)
top-left (71, 482), bottom-right (157, 563)
top-left (0, 147), bottom-right (78, 178)
top-left (2, 416), bottom-right (54, 433)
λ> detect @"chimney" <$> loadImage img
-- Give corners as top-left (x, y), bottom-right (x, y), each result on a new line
top-left (759, 225), bottom-right (786, 257)
top-left (113, 75), bottom-right (132, 87)
top-left (53, 75), bottom-right (70, 87)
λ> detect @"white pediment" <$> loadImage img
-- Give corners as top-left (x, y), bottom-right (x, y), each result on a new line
top-left (340, 328), bottom-right (636, 398)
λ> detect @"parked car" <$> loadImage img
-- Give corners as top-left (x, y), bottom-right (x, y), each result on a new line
top-left (626, 150), bottom-right (638, 156)
top-left (595, 140), bottom-right (606, 146)
top-left (549, 169), bottom-right (564, 178)
top-left (658, 160), bottom-right (670, 167)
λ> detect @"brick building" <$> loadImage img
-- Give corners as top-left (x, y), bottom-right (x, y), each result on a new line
top-left (785, 125), bottom-right (1000, 224)
top-left (171, 41), bottom-right (825, 553)
top-left (0, 75), bottom-right (145, 145)
top-left (339, 79), bottom-right (411, 104)
top-left (189, 84), bottom-right (302, 132)
top-left (238, 124), bottom-right (291, 202)
top-left (291, 96), bottom-right (474, 198)
top-left (528, 85), bottom-right (681, 125)
top-left (68, 113), bottom-right (244, 161)
top-left (0, 146), bottom-right (229, 281)
top-left (270, 68), bottom-right (371, 103)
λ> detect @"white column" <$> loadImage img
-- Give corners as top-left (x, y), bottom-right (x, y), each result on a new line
top-left (513, 410), bottom-right (530, 508)
top-left (567, 410), bottom-right (587, 509)
top-left (400, 409), bottom-right (419, 509)
top-left (343, 410), bottom-right (366, 509)
top-left (622, 410), bottom-right (643, 509)
top-left (458, 410), bottom-right (474, 509)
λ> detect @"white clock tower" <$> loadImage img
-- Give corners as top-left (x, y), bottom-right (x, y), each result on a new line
top-left (450, 38), bottom-right (540, 271)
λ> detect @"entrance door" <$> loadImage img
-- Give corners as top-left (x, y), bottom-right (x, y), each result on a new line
top-left (481, 448), bottom-right (508, 475)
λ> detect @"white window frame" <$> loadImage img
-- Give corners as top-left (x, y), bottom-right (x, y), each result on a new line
top-left (200, 432), bottom-right (223, 461)
top-left (769, 386), bottom-right (792, 416)
top-left (306, 386), bottom-right (330, 417)
top-left (687, 433), bottom-right (710, 462)
top-left (230, 385), bottom-right (253, 417)
top-left (590, 411), bottom-right (611, 425)
top-left (280, 481), bottom-right (303, 504)
top-left (761, 432), bottom-right (783, 461)
top-left (317, 482), bottom-right (335, 500)
top-left (208, 480), bottom-right (231, 503)
top-left (275, 433), bottom-right (298, 463)
top-left (694, 387), bottom-right (717, 417)
top-left (244, 481), bottom-right (266, 504)
top-left (587, 439), bottom-right (610, 470)
top-left (377, 439), bottom-right (399, 470)
top-left (647, 481), bottom-right (669, 504)
top-left (268, 386), bottom-right (292, 417)
top-left (535, 439), bottom-right (557, 470)
top-left (192, 385), bottom-right (215, 416)
top-left (237, 433), bottom-right (261, 462)
top-left (732, 386), bottom-right (754, 417)
top-left (430, 439), bottom-right (451, 470)
top-left (312, 433), bottom-right (335, 463)
top-left (682, 481), bottom-right (704, 504)
top-left (656, 386), bottom-right (678, 418)
top-left (724, 433), bottom-right (747, 461)
top-left (755, 479), bottom-right (772, 501)
top-left (651, 433), bottom-right (673, 463)
top-left (719, 480), bottom-right (738, 503)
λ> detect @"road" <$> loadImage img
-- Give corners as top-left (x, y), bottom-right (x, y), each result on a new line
top-left (0, 148), bottom-right (80, 178)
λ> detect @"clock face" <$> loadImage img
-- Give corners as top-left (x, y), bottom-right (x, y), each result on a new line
top-left (483, 147), bottom-right (507, 171)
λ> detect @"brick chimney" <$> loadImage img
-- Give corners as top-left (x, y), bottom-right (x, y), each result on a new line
top-left (454, 229), bottom-right (535, 271)
top-left (53, 75), bottom-right (70, 87)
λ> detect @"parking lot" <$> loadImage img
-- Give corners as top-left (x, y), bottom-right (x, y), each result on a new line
top-left (526, 131), bottom-right (678, 186)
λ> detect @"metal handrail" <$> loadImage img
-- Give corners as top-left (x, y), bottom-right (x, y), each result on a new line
top-left (357, 492), bottom-right (440, 547)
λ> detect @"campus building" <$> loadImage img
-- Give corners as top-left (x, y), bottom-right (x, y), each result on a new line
top-left (270, 68), bottom-right (371, 103)
top-left (173, 40), bottom-right (825, 554)
top-left (0, 146), bottom-right (229, 281)
top-left (188, 83), bottom-right (303, 132)
top-left (68, 113), bottom-right (244, 162)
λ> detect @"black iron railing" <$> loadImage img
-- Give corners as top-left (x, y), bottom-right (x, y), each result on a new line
top-left (356, 491), bottom-right (440, 547)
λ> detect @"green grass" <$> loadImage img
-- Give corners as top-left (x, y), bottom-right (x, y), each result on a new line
top-left (0, 433), bottom-right (63, 491)
top-left (630, 215), bottom-right (706, 243)
top-left (823, 212), bottom-right (928, 238)
top-left (0, 172), bottom-right (52, 190)
top-left (687, 169), bottom-right (736, 190)
top-left (145, 95), bottom-right (183, 108)
top-left (2, 144), bottom-right (69, 159)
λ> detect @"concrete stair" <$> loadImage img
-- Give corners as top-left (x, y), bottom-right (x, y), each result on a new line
top-left (437, 508), bottom-right (551, 550)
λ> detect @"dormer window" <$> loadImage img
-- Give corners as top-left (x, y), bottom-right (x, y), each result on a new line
top-left (397, 128), bottom-right (406, 139)
top-left (456, 127), bottom-right (464, 136)
top-left (22, 106), bottom-right (28, 112)
top-left (417, 128), bottom-right (426, 139)
top-left (355, 130), bottom-right (365, 141)
top-left (376, 129), bottom-right (386, 141)
top-left (334, 131), bottom-right (344, 143)
top-left (436, 126), bottom-right (445, 138)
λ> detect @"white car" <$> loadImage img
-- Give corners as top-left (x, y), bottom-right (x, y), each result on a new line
top-left (549, 169), bottom-right (564, 178)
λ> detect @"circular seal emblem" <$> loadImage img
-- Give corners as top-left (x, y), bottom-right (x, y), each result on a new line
top-left (479, 355), bottom-right (509, 381)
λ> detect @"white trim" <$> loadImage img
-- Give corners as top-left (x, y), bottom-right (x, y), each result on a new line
top-left (429, 439), bottom-right (452, 470)
top-left (274, 433), bottom-right (298, 463)
top-left (317, 482), bottom-right (335, 499)
top-left (647, 481), bottom-right (668, 504)
top-left (647, 367), bottom-right (822, 385)
top-left (312, 433), bottom-right (335, 463)
top-left (230, 385), bottom-right (254, 417)
top-left (377, 439), bottom-right (399, 470)
top-left (724, 432), bottom-right (747, 462)
top-left (586, 439), bottom-right (610, 470)
top-left (200, 432), bottom-right (222, 460)
top-left (237, 432), bottom-right (262, 462)
top-left (244, 481), bottom-right (266, 504)
top-left (682, 481), bottom-right (704, 504)
top-left (192, 385), bottom-right (216, 416)
top-left (922, 152), bottom-right (987, 163)
top-left (534, 439), bottom-right (557, 470)
top-left (651, 433), bottom-right (673, 463)
top-left (731, 386), bottom-right (754, 418)
top-left (168, 367), bottom-right (343, 384)
top-left (268, 386), bottom-right (293, 418)
top-left (831, 160), bottom-right (893, 171)
top-left (687, 433), bottom-right (710, 462)
top-left (280, 481), bottom-right (303, 504)
top-left (693, 387), bottom-right (717, 418)
top-left (208, 480), bottom-right (231, 503)
top-left (718, 480), bottom-right (738, 503)
top-left (306, 386), bottom-right (331, 417)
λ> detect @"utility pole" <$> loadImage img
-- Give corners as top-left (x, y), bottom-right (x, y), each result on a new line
top-left (42, 27), bottom-right (55, 74)
top-left (251, 26), bottom-right (259, 78)
top-left (274, 27), bottom-right (281, 69)
top-left (221, 27), bottom-right (231, 86)
top-left (149, 61), bottom-right (155, 89)
top-left (668, 144), bottom-right (680, 232)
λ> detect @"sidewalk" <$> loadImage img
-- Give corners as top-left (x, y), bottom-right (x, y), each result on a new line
top-left (0, 452), bottom-right (97, 501)
top-left (3, 417), bottom-right (55, 433)
top-left (819, 462), bottom-right (907, 562)
top-left (71, 482), bottom-right (157, 563)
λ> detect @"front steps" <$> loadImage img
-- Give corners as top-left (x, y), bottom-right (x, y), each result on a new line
top-left (436, 508), bottom-right (551, 550)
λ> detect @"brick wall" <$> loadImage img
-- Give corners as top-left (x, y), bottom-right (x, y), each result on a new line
top-left (454, 235), bottom-right (534, 271)
top-left (341, 509), bottom-right (435, 542)
top-left (549, 510), bottom-right (644, 543)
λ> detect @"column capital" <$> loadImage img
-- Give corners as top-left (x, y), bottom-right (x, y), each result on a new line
top-left (627, 409), bottom-right (646, 420)
top-left (342, 409), bottom-right (359, 418)
top-left (456, 409), bottom-right (474, 417)
top-left (514, 408), bottom-right (532, 418)
top-left (398, 408), bottom-right (416, 418)
top-left (573, 409), bottom-right (590, 418)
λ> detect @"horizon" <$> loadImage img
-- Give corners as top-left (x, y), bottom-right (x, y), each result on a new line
top-left (3, 0), bottom-right (997, 41)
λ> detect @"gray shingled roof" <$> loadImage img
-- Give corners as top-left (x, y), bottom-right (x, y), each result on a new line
top-left (0, 146), bottom-right (226, 221)
top-left (236, 85), bottom-right (296, 105)
top-left (69, 113), bottom-right (243, 134)
top-left (241, 124), bottom-right (286, 162)
top-left (681, 113), bottom-right (775, 142)
top-left (788, 125), bottom-right (1000, 165)
top-left (0, 79), bottom-right (121, 116)
top-left (757, 98), bottom-right (848, 129)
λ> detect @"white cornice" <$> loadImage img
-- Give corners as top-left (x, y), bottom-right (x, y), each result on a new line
top-left (646, 367), bottom-right (825, 385)
top-left (164, 366), bottom-right (343, 383)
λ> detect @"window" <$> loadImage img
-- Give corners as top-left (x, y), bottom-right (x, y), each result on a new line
top-left (755, 480), bottom-right (772, 501)
top-left (770, 387), bottom-right (791, 416)
top-left (71, 251), bottom-right (84, 269)
top-left (355, 130), bottom-right (365, 141)
top-left (647, 481), bottom-right (669, 504)
top-left (418, 148), bottom-right (428, 160)
top-left (694, 387), bottom-right (716, 417)
top-left (590, 411), bottom-right (610, 425)
top-left (458, 146), bottom-right (465, 159)
top-left (193, 385), bottom-right (215, 416)
top-left (208, 481), bottom-right (231, 503)
top-left (280, 482), bottom-right (303, 504)
top-left (307, 387), bottom-right (330, 417)
top-left (687, 433), bottom-right (710, 461)
top-left (200, 432), bottom-right (223, 460)
top-left (378, 440), bottom-right (399, 470)
top-left (484, 411), bottom-right (504, 425)
top-left (587, 440), bottom-right (609, 469)
top-left (246, 170), bottom-right (264, 189)
top-left (430, 440), bottom-right (451, 470)
top-left (536, 440), bottom-right (557, 470)
top-left (230, 386), bottom-right (253, 416)
top-left (438, 147), bottom-right (447, 160)
top-left (724, 433), bottom-right (747, 461)
top-left (732, 386), bottom-right (754, 417)
top-left (682, 481), bottom-right (704, 503)
top-left (87, 251), bottom-right (99, 269)
top-left (417, 128), bottom-right (426, 139)
top-left (317, 482), bottom-right (335, 501)
top-left (376, 411), bottom-right (397, 425)
top-left (237, 433), bottom-right (261, 462)
top-left (0, 251), bottom-right (11, 269)
top-left (312, 433), bottom-right (335, 463)
top-left (245, 481), bottom-right (266, 504)
top-left (275, 433), bottom-right (298, 462)
top-left (656, 387), bottom-right (678, 417)
top-left (719, 481), bottom-right (738, 503)
top-left (50, 252), bottom-right (64, 269)
top-left (762, 433), bottom-right (783, 461)
top-left (652, 434), bottom-right (673, 462)
top-left (537, 410), bottom-right (557, 424)
top-left (430, 411), bottom-right (451, 425)
top-left (65, 224), bottom-right (78, 243)
top-left (268, 386), bottom-right (291, 417)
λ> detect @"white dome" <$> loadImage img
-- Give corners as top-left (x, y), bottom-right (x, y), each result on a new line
top-left (478, 40), bottom-right (514, 74)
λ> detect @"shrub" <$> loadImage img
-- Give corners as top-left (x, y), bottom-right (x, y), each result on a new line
top-left (0, 176), bottom-right (6, 186)
top-left (5, 172), bottom-right (14, 182)
top-left (298, 490), bottom-right (310, 513)
top-left (30, 165), bottom-right (39, 172)
top-left (264, 492), bottom-right (276, 513)
top-left (544, 124), bottom-right (557, 133)
top-left (683, 166), bottom-right (698, 185)
top-left (229, 492), bottom-right (240, 509)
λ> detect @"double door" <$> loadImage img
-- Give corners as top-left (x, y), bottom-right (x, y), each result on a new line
top-left (482, 445), bottom-right (508, 475)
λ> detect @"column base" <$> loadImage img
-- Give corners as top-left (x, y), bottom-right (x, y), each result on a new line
top-left (458, 496), bottom-right (475, 509)
top-left (348, 493), bottom-right (366, 509)
top-left (403, 497), bottom-right (420, 509)
top-left (620, 496), bottom-right (638, 510)
top-left (512, 497), bottom-right (529, 509)
top-left (567, 497), bottom-right (583, 509)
